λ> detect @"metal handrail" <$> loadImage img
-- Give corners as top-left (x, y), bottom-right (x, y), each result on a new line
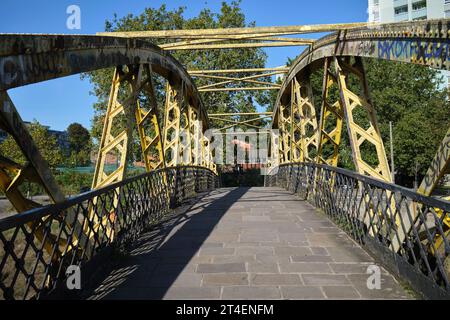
top-left (267, 162), bottom-right (450, 299)
top-left (0, 165), bottom-right (218, 300)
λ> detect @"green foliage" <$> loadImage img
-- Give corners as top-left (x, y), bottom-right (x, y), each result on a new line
top-left (364, 59), bottom-right (449, 184)
top-left (66, 123), bottom-right (92, 166)
top-left (67, 123), bottom-right (91, 153)
top-left (83, 1), bottom-right (271, 161)
top-left (55, 171), bottom-right (93, 195)
top-left (220, 168), bottom-right (264, 187)
top-left (0, 120), bottom-right (63, 169)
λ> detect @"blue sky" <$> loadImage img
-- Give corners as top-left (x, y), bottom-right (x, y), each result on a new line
top-left (0, 0), bottom-right (368, 131)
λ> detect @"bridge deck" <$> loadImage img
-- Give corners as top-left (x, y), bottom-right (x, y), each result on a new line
top-left (85, 187), bottom-right (413, 300)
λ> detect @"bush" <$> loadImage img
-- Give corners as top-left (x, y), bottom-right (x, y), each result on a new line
top-left (55, 171), bottom-right (94, 196)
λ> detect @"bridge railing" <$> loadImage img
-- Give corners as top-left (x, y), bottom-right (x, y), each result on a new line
top-left (0, 166), bottom-right (217, 300)
top-left (266, 163), bottom-right (450, 299)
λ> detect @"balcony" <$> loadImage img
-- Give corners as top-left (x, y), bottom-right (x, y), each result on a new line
top-left (394, 12), bottom-right (409, 22)
top-left (411, 7), bottom-right (427, 20)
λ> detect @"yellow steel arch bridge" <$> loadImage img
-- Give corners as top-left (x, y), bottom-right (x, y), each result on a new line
top-left (0, 19), bottom-right (449, 300)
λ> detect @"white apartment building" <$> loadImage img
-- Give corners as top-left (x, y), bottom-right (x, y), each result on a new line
top-left (368, 0), bottom-right (450, 87)
top-left (369, 0), bottom-right (450, 23)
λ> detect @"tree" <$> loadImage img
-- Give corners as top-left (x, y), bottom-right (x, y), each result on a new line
top-left (82, 1), bottom-right (271, 162)
top-left (0, 120), bottom-right (63, 170)
top-left (66, 123), bottom-right (92, 167)
top-left (364, 59), bottom-right (449, 185)
top-left (67, 123), bottom-right (90, 153)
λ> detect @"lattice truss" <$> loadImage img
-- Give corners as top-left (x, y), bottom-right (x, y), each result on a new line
top-left (92, 64), bottom-right (169, 190)
top-left (290, 77), bottom-right (319, 163)
top-left (316, 57), bottom-right (344, 168)
top-left (163, 83), bottom-right (182, 167)
top-left (0, 62), bottom-right (215, 257)
top-left (278, 103), bottom-right (291, 164)
top-left (335, 57), bottom-right (391, 182)
top-left (162, 82), bottom-right (206, 168)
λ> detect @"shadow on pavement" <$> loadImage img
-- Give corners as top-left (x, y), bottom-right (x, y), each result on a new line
top-left (81, 187), bottom-right (248, 300)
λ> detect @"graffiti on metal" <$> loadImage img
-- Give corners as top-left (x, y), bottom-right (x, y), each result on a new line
top-left (377, 39), bottom-right (450, 67)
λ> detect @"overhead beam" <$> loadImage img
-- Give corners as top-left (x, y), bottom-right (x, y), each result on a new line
top-left (160, 35), bottom-right (315, 50)
top-left (162, 41), bottom-right (311, 50)
top-left (96, 22), bottom-right (371, 38)
top-left (220, 131), bottom-right (271, 135)
top-left (197, 71), bottom-right (282, 90)
top-left (193, 71), bottom-right (285, 82)
top-left (210, 112), bottom-right (272, 117)
top-left (199, 87), bottom-right (280, 92)
top-left (189, 67), bottom-right (289, 75)
top-left (216, 116), bottom-right (272, 131)
top-left (209, 115), bottom-right (272, 124)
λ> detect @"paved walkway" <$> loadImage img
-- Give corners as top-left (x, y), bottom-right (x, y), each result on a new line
top-left (85, 187), bottom-right (413, 300)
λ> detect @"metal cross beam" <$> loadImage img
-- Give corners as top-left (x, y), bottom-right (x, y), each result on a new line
top-left (159, 36), bottom-right (314, 50)
top-left (196, 72), bottom-right (283, 90)
top-left (188, 67), bottom-right (289, 75)
top-left (158, 41), bottom-right (313, 50)
top-left (97, 22), bottom-right (370, 51)
top-left (213, 115), bottom-right (272, 131)
top-left (97, 22), bottom-right (369, 38)
top-left (210, 112), bottom-right (272, 117)
top-left (199, 87), bottom-right (280, 92)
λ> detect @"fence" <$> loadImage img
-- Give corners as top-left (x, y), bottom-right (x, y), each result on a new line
top-left (0, 166), bottom-right (217, 300)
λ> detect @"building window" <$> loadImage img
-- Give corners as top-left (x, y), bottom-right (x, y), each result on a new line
top-left (395, 5), bottom-right (408, 15)
top-left (412, 1), bottom-right (427, 11)
top-left (446, 10), bottom-right (450, 18)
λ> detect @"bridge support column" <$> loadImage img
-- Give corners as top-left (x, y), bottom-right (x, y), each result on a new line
top-left (163, 82), bottom-right (183, 167)
top-left (134, 64), bottom-right (166, 171)
top-left (317, 57), bottom-right (344, 167)
top-left (334, 57), bottom-right (398, 249)
top-left (189, 105), bottom-right (202, 166)
top-left (278, 103), bottom-right (291, 164)
top-left (179, 92), bottom-right (193, 166)
top-left (335, 57), bottom-right (391, 182)
top-left (290, 78), bottom-right (303, 162)
top-left (290, 77), bottom-right (319, 163)
top-left (418, 128), bottom-right (450, 197)
top-left (92, 66), bottom-right (135, 189)
top-left (91, 65), bottom-right (142, 243)
top-left (417, 128), bottom-right (450, 254)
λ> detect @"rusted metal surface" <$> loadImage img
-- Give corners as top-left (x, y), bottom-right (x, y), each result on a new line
top-left (274, 19), bottom-right (450, 120)
top-left (0, 34), bottom-right (208, 123)
top-left (96, 22), bottom-right (370, 38)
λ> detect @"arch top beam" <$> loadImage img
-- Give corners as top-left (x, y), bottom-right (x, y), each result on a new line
top-left (0, 33), bottom-right (209, 128)
top-left (273, 18), bottom-right (450, 121)
top-left (0, 36), bottom-right (193, 98)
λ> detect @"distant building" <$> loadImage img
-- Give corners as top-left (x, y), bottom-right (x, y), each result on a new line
top-left (368, 0), bottom-right (449, 23)
top-left (48, 128), bottom-right (70, 153)
top-left (368, 0), bottom-right (450, 86)
top-left (0, 121), bottom-right (69, 152)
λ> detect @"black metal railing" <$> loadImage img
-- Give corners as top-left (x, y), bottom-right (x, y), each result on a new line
top-left (0, 166), bottom-right (217, 300)
top-left (266, 163), bottom-right (450, 300)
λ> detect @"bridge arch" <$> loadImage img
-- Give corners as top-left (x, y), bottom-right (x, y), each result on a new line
top-left (0, 19), bottom-right (449, 300)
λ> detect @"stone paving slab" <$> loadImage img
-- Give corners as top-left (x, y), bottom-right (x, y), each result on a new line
top-left (85, 187), bottom-right (414, 300)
